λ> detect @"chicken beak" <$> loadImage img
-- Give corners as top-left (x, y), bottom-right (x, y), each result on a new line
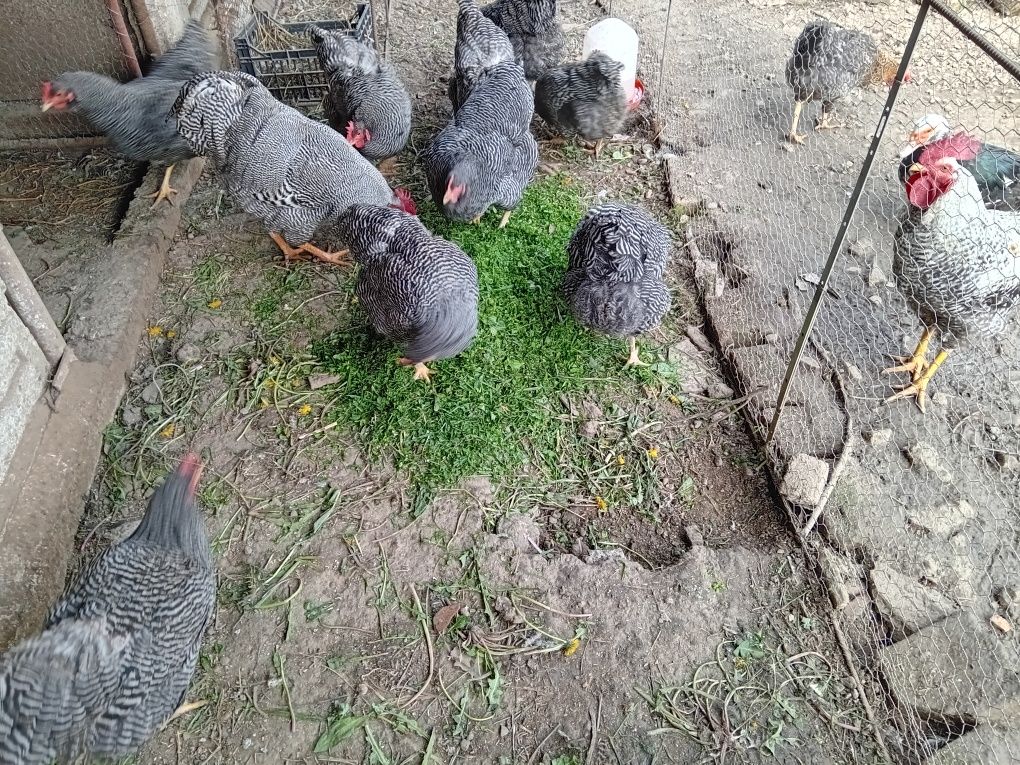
top-left (41, 101), bottom-right (52, 112)
top-left (907, 163), bottom-right (926, 176)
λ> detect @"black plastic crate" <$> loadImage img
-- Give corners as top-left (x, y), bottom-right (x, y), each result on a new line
top-left (233, 5), bottom-right (374, 106)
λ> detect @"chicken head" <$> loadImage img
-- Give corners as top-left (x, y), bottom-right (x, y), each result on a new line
top-left (444, 177), bottom-right (466, 206)
top-left (40, 81), bottom-right (75, 111)
top-left (905, 158), bottom-right (959, 210)
top-left (345, 120), bottom-right (372, 149)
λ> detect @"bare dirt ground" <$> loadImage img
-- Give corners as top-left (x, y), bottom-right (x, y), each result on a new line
top-left (37, 0), bottom-right (904, 763)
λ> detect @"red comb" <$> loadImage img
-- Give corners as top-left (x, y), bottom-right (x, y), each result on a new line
top-left (41, 81), bottom-right (52, 100)
top-left (918, 133), bottom-right (981, 166)
top-left (395, 187), bottom-right (417, 215)
top-left (178, 452), bottom-right (204, 496)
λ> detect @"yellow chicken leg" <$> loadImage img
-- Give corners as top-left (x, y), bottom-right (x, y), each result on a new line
top-left (398, 357), bottom-right (433, 382)
top-left (883, 327), bottom-right (932, 383)
top-left (815, 102), bottom-right (842, 131)
top-left (269, 232), bottom-right (351, 267)
top-left (498, 210), bottom-right (512, 229)
top-left (470, 214), bottom-right (483, 225)
top-left (885, 348), bottom-right (951, 413)
top-left (165, 699), bottom-right (209, 725)
top-left (787, 101), bottom-right (806, 145)
top-left (146, 165), bottom-right (178, 209)
top-left (624, 337), bottom-right (648, 368)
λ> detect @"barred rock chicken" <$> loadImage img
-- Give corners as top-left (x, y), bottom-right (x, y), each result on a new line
top-left (887, 147), bottom-right (1020, 412)
top-left (898, 114), bottom-right (1020, 212)
top-left (170, 71), bottom-right (415, 266)
top-left (448, 0), bottom-right (517, 110)
top-left (334, 204), bottom-right (479, 381)
top-left (41, 21), bottom-right (216, 208)
top-left (0, 455), bottom-right (214, 765)
top-left (535, 52), bottom-right (630, 154)
top-left (785, 22), bottom-right (908, 145)
top-left (563, 204), bottom-right (672, 367)
top-left (424, 60), bottom-right (538, 226)
top-left (481, 0), bottom-right (565, 81)
top-left (308, 26), bottom-right (411, 167)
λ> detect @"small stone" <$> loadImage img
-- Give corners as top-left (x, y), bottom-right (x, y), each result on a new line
top-left (706, 380), bottom-right (734, 399)
top-left (867, 263), bottom-right (888, 288)
top-left (908, 500), bottom-right (976, 538)
top-left (694, 258), bottom-right (723, 298)
top-left (868, 294), bottom-right (883, 306)
top-left (780, 453), bottom-right (830, 508)
top-left (121, 406), bottom-right (142, 426)
top-left (764, 332), bottom-right (779, 344)
top-left (864, 428), bottom-right (892, 447)
top-left (846, 363), bottom-right (863, 382)
top-left (905, 442), bottom-right (954, 484)
top-left (683, 525), bottom-right (704, 546)
top-left (685, 325), bottom-right (714, 354)
top-left (870, 562), bottom-right (957, 640)
top-left (990, 614), bottom-right (1013, 634)
top-left (175, 343), bottom-right (201, 364)
top-left (578, 420), bottom-right (599, 439)
top-left (140, 381), bottom-right (160, 405)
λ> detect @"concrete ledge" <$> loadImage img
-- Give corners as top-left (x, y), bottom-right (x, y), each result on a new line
top-left (0, 157), bottom-right (204, 647)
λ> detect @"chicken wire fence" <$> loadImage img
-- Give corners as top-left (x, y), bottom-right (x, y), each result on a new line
top-left (643, 0), bottom-right (1020, 760)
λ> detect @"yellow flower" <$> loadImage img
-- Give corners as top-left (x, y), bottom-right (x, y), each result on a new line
top-left (595, 496), bottom-right (608, 512)
top-left (166, 329), bottom-right (177, 339)
top-left (207, 298), bottom-right (223, 310)
top-left (159, 423), bottom-right (176, 438)
top-left (264, 379), bottom-right (276, 389)
top-left (563, 637), bottom-right (581, 657)
top-left (297, 404), bottom-right (312, 416)
top-left (668, 394), bottom-right (680, 404)
top-left (147, 325), bottom-right (163, 337)
top-left (616, 454), bottom-right (626, 466)
top-left (647, 448), bottom-right (660, 460)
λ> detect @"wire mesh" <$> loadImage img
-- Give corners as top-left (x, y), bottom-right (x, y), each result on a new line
top-left (647, 0), bottom-right (1020, 760)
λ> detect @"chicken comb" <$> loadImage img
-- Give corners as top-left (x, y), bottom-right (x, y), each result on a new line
top-left (918, 133), bottom-right (981, 166)
top-left (40, 81), bottom-right (52, 100)
top-left (395, 187), bottom-right (417, 216)
top-left (177, 452), bottom-right (204, 497)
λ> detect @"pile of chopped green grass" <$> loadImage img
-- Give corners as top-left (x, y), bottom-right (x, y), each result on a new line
top-left (311, 175), bottom-right (634, 496)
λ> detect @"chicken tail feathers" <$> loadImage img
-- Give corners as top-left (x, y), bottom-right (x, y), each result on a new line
top-left (404, 296), bottom-right (480, 365)
top-left (309, 26), bottom-right (379, 78)
top-left (128, 454), bottom-right (210, 564)
top-left (148, 20), bottom-right (217, 82)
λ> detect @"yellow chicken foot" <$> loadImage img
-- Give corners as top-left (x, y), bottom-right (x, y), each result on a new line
top-left (624, 337), bottom-right (648, 368)
top-left (269, 232), bottom-right (351, 267)
top-left (145, 165), bottom-right (178, 209)
top-left (398, 357), bottom-right (433, 381)
top-left (885, 348), bottom-right (952, 414)
top-left (498, 210), bottom-right (512, 229)
top-left (470, 214), bottom-right (483, 225)
top-left (165, 699), bottom-right (209, 725)
top-left (882, 327), bottom-right (932, 383)
top-left (787, 101), bottom-right (806, 144)
top-left (815, 110), bottom-right (842, 132)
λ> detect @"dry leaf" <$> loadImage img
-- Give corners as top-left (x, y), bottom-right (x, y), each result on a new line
top-left (433, 602), bottom-right (461, 635)
top-left (990, 614), bottom-right (1013, 634)
top-left (309, 373), bottom-right (342, 390)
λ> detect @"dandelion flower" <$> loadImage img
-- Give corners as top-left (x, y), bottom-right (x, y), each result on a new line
top-left (166, 329), bottom-right (177, 339)
top-left (159, 423), bottom-right (176, 438)
top-left (147, 326), bottom-right (163, 337)
top-left (595, 496), bottom-right (608, 512)
top-left (616, 454), bottom-right (626, 466)
top-left (297, 404), bottom-right (313, 416)
top-left (207, 298), bottom-right (223, 310)
top-left (563, 637), bottom-right (581, 657)
top-left (647, 447), bottom-right (660, 460)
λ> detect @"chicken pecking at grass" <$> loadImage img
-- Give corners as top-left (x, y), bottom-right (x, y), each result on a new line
top-left (308, 26), bottom-right (412, 171)
top-left (448, 0), bottom-right (517, 110)
top-left (481, 0), bottom-right (565, 81)
top-left (41, 21), bottom-right (216, 208)
top-left (334, 204), bottom-right (479, 382)
top-left (170, 70), bottom-right (416, 267)
top-left (563, 203), bottom-right (673, 368)
top-left (888, 145), bottom-right (1020, 412)
top-left (898, 114), bottom-right (1020, 212)
top-left (784, 22), bottom-right (908, 145)
top-left (0, 455), bottom-right (214, 765)
top-left (535, 52), bottom-right (636, 156)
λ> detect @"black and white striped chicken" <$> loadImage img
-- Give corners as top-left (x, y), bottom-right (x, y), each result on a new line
top-left (0, 455), bottom-right (214, 765)
top-left (535, 52), bottom-right (628, 151)
top-left (40, 20), bottom-right (216, 207)
top-left (170, 70), bottom-right (415, 266)
top-left (308, 26), bottom-right (411, 166)
top-left (448, 0), bottom-right (516, 110)
top-left (563, 204), bottom-right (672, 367)
top-left (887, 145), bottom-right (1020, 412)
top-left (334, 204), bottom-right (479, 381)
top-left (481, 0), bottom-right (565, 81)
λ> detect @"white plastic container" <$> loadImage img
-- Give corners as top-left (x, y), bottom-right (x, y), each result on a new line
top-left (583, 18), bottom-right (643, 107)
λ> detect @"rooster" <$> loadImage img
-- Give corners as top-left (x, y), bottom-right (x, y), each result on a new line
top-left (40, 21), bottom-right (216, 208)
top-left (170, 71), bottom-right (416, 266)
top-left (563, 204), bottom-right (673, 367)
top-left (308, 26), bottom-right (411, 170)
top-left (335, 205), bottom-right (479, 381)
top-left (898, 114), bottom-right (1020, 212)
top-left (481, 0), bottom-right (565, 81)
top-left (785, 22), bottom-right (908, 145)
top-left (0, 455), bottom-right (214, 765)
top-left (887, 145), bottom-right (1020, 412)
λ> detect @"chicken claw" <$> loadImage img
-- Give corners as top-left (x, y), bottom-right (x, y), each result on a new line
top-left (884, 347), bottom-right (951, 413)
top-left (815, 113), bottom-right (842, 131)
top-left (470, 214), bottom-right (483, 225)
top-left (146, 165), bottom-right (178, 209)
top-left (498, 210), bottom-right (512, 229)
top-left (269, 232), bottom-right (351, 267)
top-left (882, 327), bottom-right (931, 382)
top-left (398, 357), bottom-right (433, 382)
top-left (786, 101), bottom-right (806, 145)
top-left (624, 337), bottom-right (648, 368)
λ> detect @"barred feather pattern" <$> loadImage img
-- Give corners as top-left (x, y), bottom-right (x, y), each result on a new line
top-left (0, 459), bottom-right (215, 765)
top-left (785, 22), bottom-right (883, 105)
top-left (335, 205), bottom-right (479, 363)
top-left (894, 165), bottom-right (1020, 349)
top-left (309, 27), bottom-right (412, 161)
top-left (47, 21), bottom-right (216, 163)
top-left (449, 0), bottom-right (516, 109)
top-left (481, 0), bottom-right (565, 80)
top-left (535, 52), bottom-right (626, 140)
top-left (563, 204), bottom-right (673, 339)
top-left (171, 70), bottom-right (398, 248)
